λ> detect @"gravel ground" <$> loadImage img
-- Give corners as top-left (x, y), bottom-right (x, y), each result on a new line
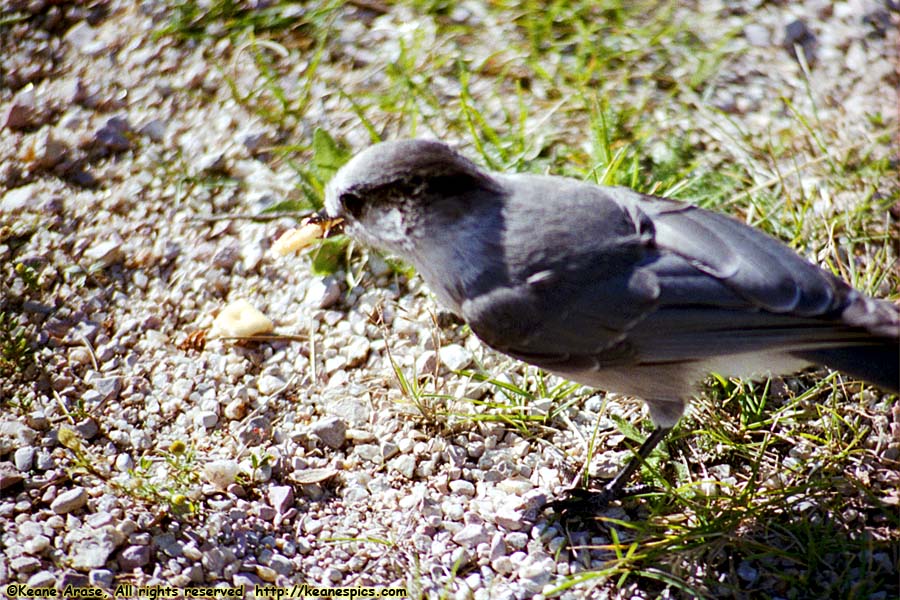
top-left (1, 1), bottom-right (898, 599)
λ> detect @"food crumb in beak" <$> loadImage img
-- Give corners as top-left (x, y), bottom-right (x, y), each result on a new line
top-left (271, 216), bottom-right (342, 257)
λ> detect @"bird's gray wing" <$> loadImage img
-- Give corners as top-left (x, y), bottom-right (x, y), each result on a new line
top-left (461, 183), bottom-right (885, 373)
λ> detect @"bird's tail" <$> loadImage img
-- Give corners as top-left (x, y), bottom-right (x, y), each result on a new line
top-left (794, 341), bottom-right (899, 393)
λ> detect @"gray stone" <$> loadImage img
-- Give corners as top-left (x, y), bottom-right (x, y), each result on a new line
top-left (355, 444), bottom-right (380, 462)
top-left (89, 569), bottom-right (114, 587)
top-left (194, 410), bottom-right (218, 429)
top-left (269, 554), bottom-right (293, 575)
top-left (32, 128), bottom-right (69, 169)
top-left (389, 455), bottom-right (416, 479)
top-left (238, 416), bottom-right (272, 445)
top-left (323, 390), bottom-right (371, 427)
top-left (25, 534), bottom-right (51, 554)
top-left (311, 417), bottom-right (347, 449)
top-left (14, 447), bottom-right (35, 471)
top-left (449, 480), bottom-right (475, 497)
top-left (51, 487), bottom-right (87, 514)
top-left (118, 545), bottom-right (151, 569)
top-left (1, 184), bottom-right (39, 212)
top-left (305, 277), bottom-right (341, 308)
top-left (494, 504), bottom-right (525, 531)
top-left (68, 526), bottom-right (124, 569)
top-left (439, 344), bottom-right (472, 372)
top-left (452, 524), bottom-right (490, 548)
top-left (3, 85), bottom-right (36, 129)
top-left (58, 572), bottom-right (89, 588)
top-left (381, 441), bottom-right (399, 460)
top-left (744, 24), bottom-right (770, 47)
top-left (139, 119), bottom-right (167, 142)
top-left (26, 571), bottom-right (56, 588)
top-left (10, 556), bottom-right (42, 573)
top-left (268, 485), bottom-right (294, 514)
top-left (92, 117), bottom-right (132, 153)
top-left (197, 151), bottom-right (226, 173)
top-left (344, 336), bottom-right (370, 367)
top-left (75, 418), bottom-right (99, 440)
top-left (212, 243), bottom-right (241, 270)
top-left (83, 240), bottom-right (123, 268)
top-left (0, 461), bottom-right (24, 490)
top-left (256, 374), bottom-right (286, 396)
top-left (35, 450), bottom-right (54, 471)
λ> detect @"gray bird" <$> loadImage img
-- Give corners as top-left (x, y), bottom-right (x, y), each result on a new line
top-left (322, 138), bottom-right (900, 510)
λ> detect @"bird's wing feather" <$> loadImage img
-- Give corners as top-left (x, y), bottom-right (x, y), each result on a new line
top-left (462, 181), bottom-right (882, 372)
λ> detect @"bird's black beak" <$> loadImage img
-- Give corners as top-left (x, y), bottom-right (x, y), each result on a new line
top-left (304, 212), bottom-right (344, 238)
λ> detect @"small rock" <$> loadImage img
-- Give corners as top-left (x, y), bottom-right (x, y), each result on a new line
top-left (92, 117), bottom-right (132, 153)
top-left (194, 410), bottom-right (218, 429)
top-left (14, 447), bottom-right (35, 471)
top-left (26, 571), bottom-right (56, 588)
top-left (3, 84), bottom-right (37, 130)
top-left (303, 518), bottom-right (324, 535)
top-left (25, 534), bottom-right (51, 554)
top-left (75, 418), bottom-right (99, 440)
top-left (69, 526), bottom-right (124, 569)
top-left (492, 556), bottom-right (514, 574)
top-left (452, 524), bottom-right (490, 548)
top-left (344, 336), bottom-right (370, 367)
top-left (202, 548), bottom-right (228, 574)
top-left (256, 374), bottom-right (285, 396)
top-left (489, 533), bottom-right (506, 561)
top-left (743, 24), bottom-right (770, 47)
top-left (269, 554), bottom-right (293, 575)
top-left (439, 344), bottom-right (472, 371)
top-left (212, 243), bottom-right (241, 270)
top-left (65, 20), bottom-right (104, 55)
top-left (58, 572), bottom-right (89, 588)
top-left (355, 444), bottom-right (380, 462)
top-left (0, 462), bottom-right (24, 490)
top-left (29, 128), bottom-right (69, 169)
top-left (224, 397), bottom-right (248, 420)
top-left (519, 560), bottom-right (552, 593)
top-left (51, 487), bottom-right (87, 514)
top-left (114, 454), bottom-right (133, 472)
top-left (89, 569), bottom-right (114, 588)
top-left (449, 480), bottom-right (475, 497)
top-left (10, 556), bottom-right (41, 574)
top-left (268, 485), bottom-right (294, 514)
top-left (389, 455), bottom-right (416, 479)
top-left (196, 151), bottom-right (227, 174)
top-left (238, 416), bottom-right (272, 445)
top-left (326, 395), bottom-right (371, 427)
top-left (1, 183), bottom-right (38, 212)
top-left (311, 417), bottom-right (347, 449)
top-left (415, 351), bottom-right (437, 374)
top-left (305, 277), bottom-right (341, 308)
top-left (495, 504), bottom-right (526, 531)
top-left (737, 560), bottom-right (758, 583)
top-left (381, 441), bottom-right (400, 460)
top-left (83, 239), bottom-right (123, 268)
top-left (139, 119), bottom-right (166, 142)
top-left (204, 460), bottom-right (241, 489)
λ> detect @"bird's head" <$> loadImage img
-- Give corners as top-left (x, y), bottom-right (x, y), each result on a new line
top-left (323, 139), bottom-right (502, 255)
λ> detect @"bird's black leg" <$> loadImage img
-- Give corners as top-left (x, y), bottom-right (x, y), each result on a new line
top-left (548, 425), bottom-right (672, 516)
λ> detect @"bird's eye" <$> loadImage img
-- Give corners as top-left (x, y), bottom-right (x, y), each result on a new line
top-left (340, 191), bottom-right (365, 218)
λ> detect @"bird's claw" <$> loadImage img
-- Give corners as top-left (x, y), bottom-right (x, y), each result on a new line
top-left (546, 483), bottom-right (656, 518)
